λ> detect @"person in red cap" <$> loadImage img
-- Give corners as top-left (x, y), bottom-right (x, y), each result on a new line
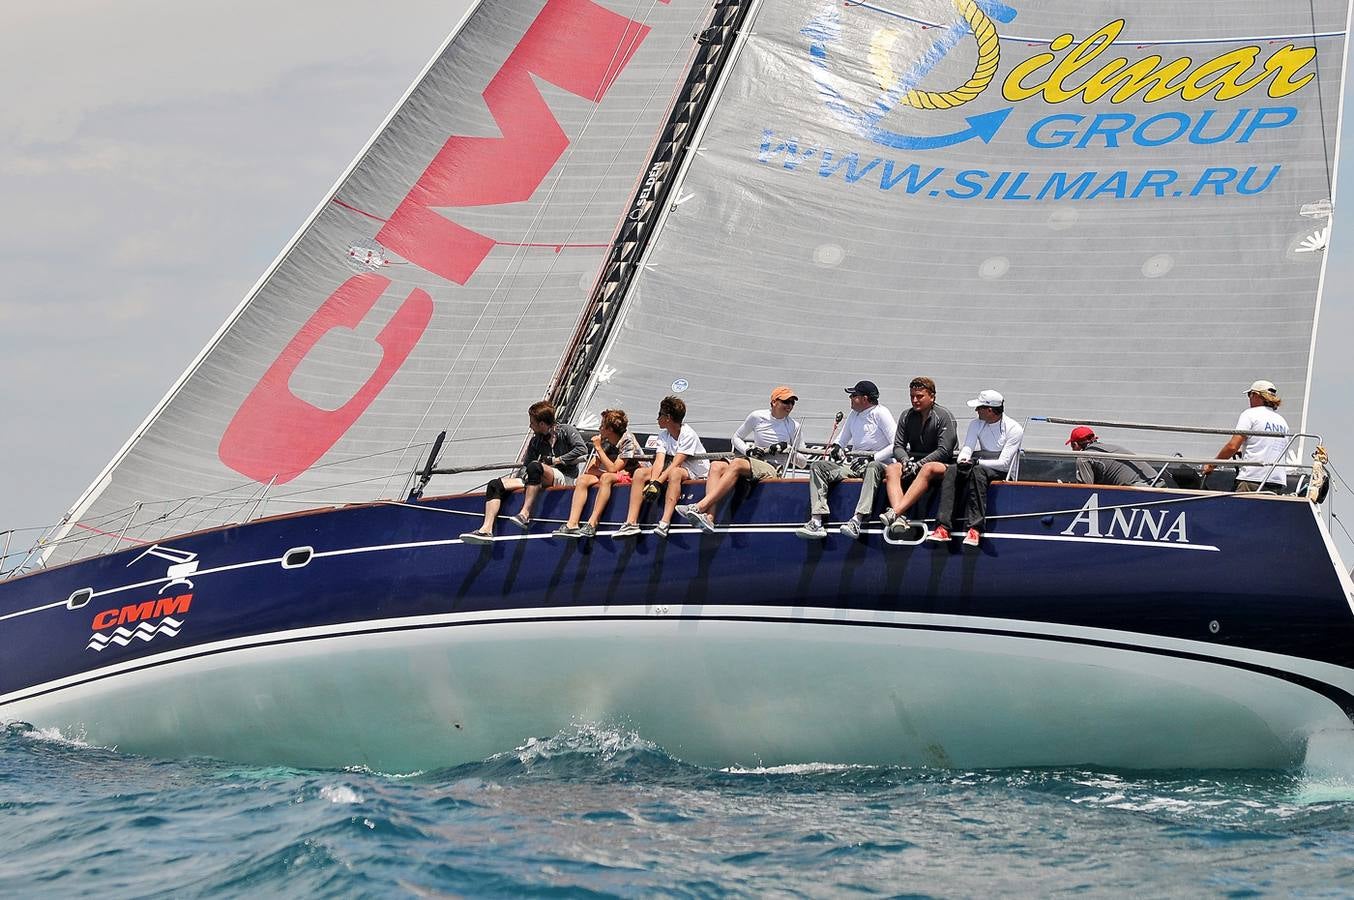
top-left (678, 386), bottom-right (804, 533)
top-left (1065, 426), bottom-right (1157, 487)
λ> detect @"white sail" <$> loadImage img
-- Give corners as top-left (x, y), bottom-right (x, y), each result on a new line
top-left (50, 0), bottom-right (716, 562)
top-left (582, 0), bottom-right (1346, 458)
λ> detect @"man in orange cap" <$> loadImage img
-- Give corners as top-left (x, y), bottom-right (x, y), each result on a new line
top-left (678, 386), bottom-right (804, 533)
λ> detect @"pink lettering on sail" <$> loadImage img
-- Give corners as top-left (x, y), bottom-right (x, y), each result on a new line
top-left (375, 0), bottom-right (650, 284)
top-left (219, 274), bottom-right (433, 483)
top-left (220, 0), bottom-right (649, 483)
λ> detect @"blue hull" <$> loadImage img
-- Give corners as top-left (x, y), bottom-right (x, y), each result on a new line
top-left (2, 479), bottom-right (1352, 770)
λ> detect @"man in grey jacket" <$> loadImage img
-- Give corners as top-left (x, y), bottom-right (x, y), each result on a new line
top-left (840, 376), bottom-right (957, 539)
top-left (1066, 426), bottom-right (1157, 487)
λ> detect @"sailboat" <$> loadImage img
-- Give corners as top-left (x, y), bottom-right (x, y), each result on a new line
top-left (2, 0), bottom-right (1352, 772)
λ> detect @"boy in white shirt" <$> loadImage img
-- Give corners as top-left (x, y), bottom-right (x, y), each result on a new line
top-left (615, 396), bottom-right (708, 538)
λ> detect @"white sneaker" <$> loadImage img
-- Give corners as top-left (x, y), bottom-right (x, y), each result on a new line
top-left (795, 520), bottom-right (827, 540)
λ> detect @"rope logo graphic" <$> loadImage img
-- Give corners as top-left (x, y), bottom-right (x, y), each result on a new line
top-left (803, 0), bottom-right (1017, 150)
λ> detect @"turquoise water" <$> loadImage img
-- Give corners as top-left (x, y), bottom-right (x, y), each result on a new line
top-left (3, 721), bottom-right (1354, 897)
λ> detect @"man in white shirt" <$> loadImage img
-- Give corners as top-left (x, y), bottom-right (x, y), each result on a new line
top-left (1203, 379), bottom-right (1294, 492)
top-left (795, 380), bottom-right (896, 539)
top-left (678, 385), bottom-right (803, 533)
top-left (928, 389), bottom-right (1023, 548)
top-left (614, 395), bottom-right (709, 538)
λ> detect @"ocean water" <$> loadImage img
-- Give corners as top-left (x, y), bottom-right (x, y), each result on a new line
top-left (3, 722), bottom-right (1354, 898)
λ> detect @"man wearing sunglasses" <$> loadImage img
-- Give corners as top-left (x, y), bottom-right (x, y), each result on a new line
top-left (678, 385), bottom-right (804, 533)
top-left (795, 380), bottom-right (896, 539)
top-left (928, 389), bottom-right (1023, 548)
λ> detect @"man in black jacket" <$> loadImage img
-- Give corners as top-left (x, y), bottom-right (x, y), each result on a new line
top-left (461, 400), bottom-right (588, 543)
top-left (840, 376), bottom-right (957, 539)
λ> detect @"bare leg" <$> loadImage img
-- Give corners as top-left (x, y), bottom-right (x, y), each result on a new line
top-left (896, 461), bottom-right (947, 516)
top-left (882, 462), bottom-right (906, 509)
top-left (565, 473), bottom-right (599, 527)
top-left (697, 458), bottom-right (749, 515)
top-left (519, 466), bottom-right (559, 520)
top-left (587, 472), bottom-right (622, 527)
top-left (623, 466), bottom-right (654, 525)
top-left (476, 477), bottom-right (524, 533)
top-left (661, 467), bottom-right (690, 523)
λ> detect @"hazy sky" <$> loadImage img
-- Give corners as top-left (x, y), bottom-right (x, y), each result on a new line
top-left (1, 1), bottom-right (1352, 563)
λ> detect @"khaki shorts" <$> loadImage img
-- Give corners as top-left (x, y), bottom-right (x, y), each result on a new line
top-left (546, 465), bottom-right (576, 487)
top-left (743, 457), bottom-right (780, 483)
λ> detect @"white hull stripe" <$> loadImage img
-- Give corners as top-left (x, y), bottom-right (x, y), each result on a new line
top-left (2, 527), bottom-right (1222, 623)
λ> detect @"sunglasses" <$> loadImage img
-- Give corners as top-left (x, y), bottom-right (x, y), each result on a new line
top-left (779, 397), bottom-right (798, 405)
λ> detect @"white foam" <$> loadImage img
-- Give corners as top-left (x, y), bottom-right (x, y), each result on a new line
top-left (721, 762), bottom-right (872, 775)
top-left (319, 784), bottom-right (363, 804)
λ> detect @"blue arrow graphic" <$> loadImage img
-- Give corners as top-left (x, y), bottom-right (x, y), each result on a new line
top-left (867, 107), bottom-right (1014, 150)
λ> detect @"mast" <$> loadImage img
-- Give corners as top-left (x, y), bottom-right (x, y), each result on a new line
top-left (551, 0), bottom-right (758, 420)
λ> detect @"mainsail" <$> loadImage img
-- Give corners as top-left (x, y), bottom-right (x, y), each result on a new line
top-left (48, 0), bottom-right (716, 562)
top-left (575, 0), bottom-right (1346, 458)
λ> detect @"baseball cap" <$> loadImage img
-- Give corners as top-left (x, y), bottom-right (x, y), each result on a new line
top-left (843, 380), bottom-right (879, 399)
top-left (966, 389), bottom-right (1004, 409)
top-left (1246, 380), bottom-right (1278, 395)
top-left (1066, 426), bottom-right (1096, 446)
top-left (770, 385), bottom-right (798, 403)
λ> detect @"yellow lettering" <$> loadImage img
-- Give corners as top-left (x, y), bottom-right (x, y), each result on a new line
top-left (1001, 21), bottom-right (1316, 105)
top-left (1081, 56), bottom-right (1194, 103)
top-left (1003, 33), bottom-right (1072, 101)
top-left (1262, 45), bottom-right (1317, 98)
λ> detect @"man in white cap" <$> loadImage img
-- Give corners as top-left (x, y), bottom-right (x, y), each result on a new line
top-left (928, 389), bottom-right (1023, 548)
top-left (1203, 380), bottom-right (1294, 492)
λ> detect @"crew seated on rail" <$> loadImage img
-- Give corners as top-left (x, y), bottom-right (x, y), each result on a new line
top-left (552, 409), bottom-right (642, 539)
top-left (614, 396), bottom-right (708, 539)
top-left (677, 386), bottom-right (806, 534)
top-left (460, 400), bottom-right (587, 545)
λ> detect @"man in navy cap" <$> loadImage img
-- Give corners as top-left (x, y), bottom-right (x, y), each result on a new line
top-left (795, 380), bottom-right (896, 539)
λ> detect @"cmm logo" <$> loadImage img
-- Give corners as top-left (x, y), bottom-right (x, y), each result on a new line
top-left (86, 593), bottom-right (192, 653)
top-left (219, 0), bottom-right (652, 484)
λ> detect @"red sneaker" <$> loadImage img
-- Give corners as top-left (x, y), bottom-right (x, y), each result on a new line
top-left (963, 528), bottom-right (981, 548)
top-left (927, 525), bottom-right (951, 543)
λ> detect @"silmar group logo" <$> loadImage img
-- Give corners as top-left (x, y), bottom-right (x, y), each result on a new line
top-left (762, 0), bottom-right (1324, 202)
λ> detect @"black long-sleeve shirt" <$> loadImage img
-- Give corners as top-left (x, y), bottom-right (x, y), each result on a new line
top-left (893, 404), bottom-right (958, 466)
top-left (524, 424), bottom-right (588, 479)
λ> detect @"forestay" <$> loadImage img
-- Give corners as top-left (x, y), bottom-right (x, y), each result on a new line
top-left (583, 0), bottom-right (1346, 455)
top-left (49, 0), bottom-right (714, 563)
